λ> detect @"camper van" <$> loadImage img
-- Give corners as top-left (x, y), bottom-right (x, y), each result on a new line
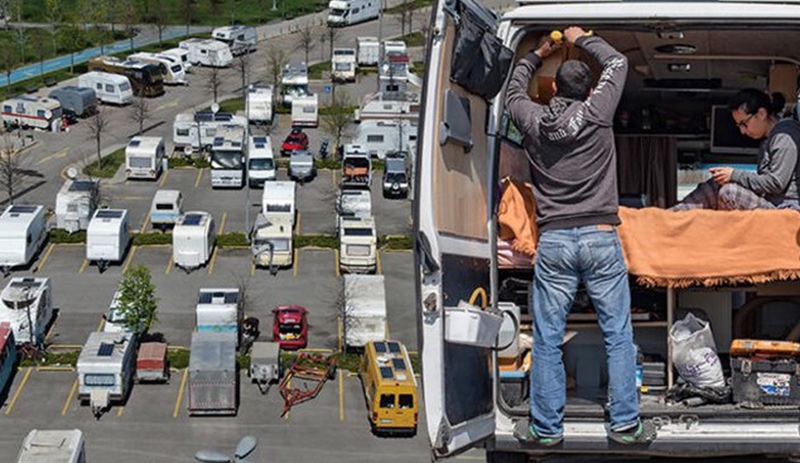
top-left (0, 205), bottom-right (47, 274)
top-left (357, 36), bottom-right (380, 66)
top-left (0, 277), bottom-right (53, 345)
top-left (196, 288), bottom-right (242, 339)
top-left (16, 429), bottom-right (86, 463)
top-left (125, 136), bottom-right (165, 180)
top-left (179, 38), bottom-right (233, 67)
top-left (281, 62), bottom-right (309, 106)
top-left (291, 93), bottom-right (318, 127)
top-left (173, 211), bottom-right (215, 272)
top-left (360, 340), bottom-right (418, 435)
top-left (212, 25), bottom-right (257, 56)
top-left (327, 0), bottom-right (379, 26)
top-left (128, 52), bottom-right (187, 85)
top-left (77, 71), bottom-right (133, 105)
top-left (88, 56), bottom-right (165, 97)
top-left (246, 85), bottom-right (274, 125)
top-left (342, 145), bottom-right (371, 189)
top-left (77, 331), bottom-right (136, 417)
top-left (55, 178), bottom-right (99, 233)
top-left (1, 96), bottom-right (63, 131)
top-left (332, 48), bottom-right (357, 82)
top-left (338, 215), bottom-right (377, 274)
top-left (262, 181), bottom-right (296, 228)
top-left (248, 135), bottom-right (276, 187)
top-left (210, 125), bottom-right (247, 188)
top-left (172, 111), bottom-right (248, 153)
top-left (149, 189), bottom-right (183, 230)
top-left (86, 209), bottom-right (130, 271)
top-left (352, 120), bottom-right (417, 159)
top-left (48, 86), bottom-right (97, 118)
top-left (162, 47), bottom-right (192, 73)
top-left (354, 91), bottom-right (420, 122)
top-left (252, 213), bottom-right (293, 269)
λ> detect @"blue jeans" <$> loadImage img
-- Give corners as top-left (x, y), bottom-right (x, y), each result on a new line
top-left (530, 225), bottom-right (638, 436)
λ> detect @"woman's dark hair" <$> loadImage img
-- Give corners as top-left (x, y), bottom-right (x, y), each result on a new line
top-left (728, 88), bottom-right (786, 116)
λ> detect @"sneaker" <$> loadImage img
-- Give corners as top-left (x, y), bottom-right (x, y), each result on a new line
top-left (513, 419), bottom-right (563, 448)
top-left (608, 419), bottom-right (657, 445)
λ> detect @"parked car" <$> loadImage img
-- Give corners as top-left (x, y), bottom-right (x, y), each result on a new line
top-left (281, 128), bottom-right (309, 156)
top-left (272, 305), bottom-right (308, 350)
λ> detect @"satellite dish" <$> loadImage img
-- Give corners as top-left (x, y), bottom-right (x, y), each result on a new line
top-left (211, 103), bottom-right (220, 114)
top-left (184, 145), bottom-right (194, 156)
top-left (194, 449), bottom-right (231, 463)
top-left (234, 436), bottom-right (257, 459)
top-left (66, 167), bottom-right (79, 180)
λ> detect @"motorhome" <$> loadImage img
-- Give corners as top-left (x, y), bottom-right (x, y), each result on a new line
top-left (212, 25), bottom-right (257, 56)
top-left (128, 52), bottom-right (187, 85)
top-left (379, 53), bottom-right (410, 93)
top-left (162, 47), bottom-right (192, 73)
top-left (288, 149), bottom-right (316, 182)
top-left (337, 189), bottom-right (372, 219)
top-left (246, 85), bottom-right (274, 125)
top-left (338, 215), bottom-right (377, 274)
top-left (88, 56), bottom-right (165, 97)
top-left (149, 189), bottom-right (183, 230)
top-left (48, 86), bottom-right (97, 118)
top-left (125, 136), bottom-right (165, 180)
top-left (15, 429), bottom-right (86, 463)
top-left (281, 62), bottom-right (309, 106)
top-left (0, 205), bottom-right (47, 274)
top-left (342, 145), bottom-right (371, 189)
top-left (209, 125), bottom-right (246, 188)
top-left (86, 209), bottom-right (130, 272)
top-left (262, 181), bottom-right (296, 228)
top-left (327, 0), bottom-right (379, 27)
top-left (291, 93), bottom-right (318, 127)
top-left (172, 111), bottom-right (248, 153)
top-left (55, 178), bottom-right (98, 233)
top-left (354, 91), bottom-right (420, 122)
top-left (357, 36), bottom-right (380, 66)
top-left (196, 288), bottom-right (242, 339)
top-left (77, 71), bottom-right (133, 105)
top-left (352, 120), bottom-right (417, 159)
top-left (1, 96), bottom-right (63, 131)
top-left (360, 340), bottom-right (418, 435)
top-left (172, 211), bottom-right (215, 273)
top-left (0, 277), bottom-right (53, 345)
top-left (179, 38), bottom-right (233, 67)
top-left (382, 40), bottom-right (407, 59)
top-left (332, 48), bottom-right (357, 82)
top-left (383, 154), bottom-right (409, 198)
top-left (343, 274), bottom-right (386, 349)
top-left (77, 331), bottom-right (136, 417)
top-left (252, 213), bottom-right (293, 269)
top-left (188, 331), bottom-right (238, 416)
top-left (248, 136), bottom-right (276, 187)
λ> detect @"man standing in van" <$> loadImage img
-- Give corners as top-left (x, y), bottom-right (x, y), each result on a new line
top-left (505, 27), bottom-right (656, 446)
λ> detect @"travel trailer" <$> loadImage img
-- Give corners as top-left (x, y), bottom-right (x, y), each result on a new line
top-left (173, 211), bottom-right (215, 272)
top-left (288, 149), bottom-right (316, 182)
top-left (88, 56), bottom-right (165, 97)
top-left (125, 136), bottom-right (165, 180)
top-left (149, 189), bottom-right (183, 230)
top-left (343, 274), bottom-right (386, 349)
top-left (209, 125), bottom-right (247, 188)
top-left (0, 205), bottom-right (47, 275)
top-left (281, 62), bottom-right (309, 106)
top-left (248, 135), bottom-right (276, 187)
top-left (354, 91), bottom-right (420, 122)
top-left (127, 52), bottom-right (187, 85)
top-left (0, 277), bottom-right (53, 345)
top-left (332, 48), bottom-right (357, 82)
top-left (77, 331), bottom-right (136, 417)
top-left (86, 209), bottom-right (130, 272)
top-left (48, 86), bottom-right (97, 118)
top-left (338, 215), bottom-right (377, 274)
top-left (212, 25), bottom-right (257, 56)
top-left (1, 96), bottom-right (62, 131)
top-left (356, 36), bottom-right (380, 66)
top-left (342, 145), bottom-right (371, 189)
top-left (327, 0), bottom-right (379, 27)
top-left (188, 331), bottom-right (238, 416)
top-left (246, 85), bottom-right (274, 125)
top-left (196, 288), bottom-right (242, 338)
top-left (291, 93), bottom-right (318, 127)
top-left (352, 119), bottom-right (417, 159)
top-left (252, 213), bottom-right (293, 269)
top-left (381, 40), bottom-right (407, 59)
top-left (162, 47), bottom-right (192, 73)
top-left (172, 111), bottom-right (248, 153)
top-left (262, 181), bottom-right (297, 228)
top-left (179, 38), bottom-right (233, 67)
top-left (337, 189), bottom-right (372, 219)
top-left (77, 71), bottom-right (133, 105)
top-left (55, 178), bottom-right (99, 233)
top-left (15, 429), bottom-right (86, 463)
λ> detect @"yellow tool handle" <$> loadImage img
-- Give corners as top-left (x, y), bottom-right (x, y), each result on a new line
top-left (550, 30), bottom-right (594, 45)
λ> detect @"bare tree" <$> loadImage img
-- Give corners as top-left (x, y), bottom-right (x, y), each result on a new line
top-left (87, 109), bottom-right (109, 168)
top-left (0, 131), bottom-right (26, 204)
top-left (235, 52), bottom-right (251, 102)
top-left (204, 67), bottom-right (223, 103)
top-left (44, 0), bottom-right (62, 55)
top-left (13, 27), bottom-right (27, 65)
top-left (326, 25), bottom-right (341, 64)
top-left (34, 34), bottom-right (46, 76)
top-left (130, 95), bottom-right (151, 135)
top-left (395, 1), bottom-right (410, 37)
top-left (180, 0), bottom-right (194, 34)
top-left (320, 90), bottom-right (355, 155)
top-left (148, 0), bottom-right (167, 47)
top-left (266, 46), bottom-right (288, 105)
top-left (0, 37), bottom-right (16, 85)
top-left (416, 8), bottom-right (431, 54)
top-left (106, 0), bottom-right (118, 35)
top-left (296, 22), bottom-right (315, 65)
top-left (120, 0), bottom-right (138, 50)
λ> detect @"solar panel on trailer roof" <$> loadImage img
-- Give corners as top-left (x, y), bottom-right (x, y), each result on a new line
top-left (183, 214), bottom-right (203, 226)
top-left (392, 358), bottom-right (406, 371)
top-left (374, 342), bottom-right (387, 353)
top-left (388, 342), bottom-right (401, 354)
top-left (95, 210), bottom-right (124, 219)
top-left (98, 343), bottom-right (115, 356)
top-left (7, 205), bottom-right (38, 214)
top-left (69, 181), bottom-right (95, 192)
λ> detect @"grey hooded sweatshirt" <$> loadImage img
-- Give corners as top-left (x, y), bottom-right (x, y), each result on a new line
top-left (505, 36), bottom-right (628, 232)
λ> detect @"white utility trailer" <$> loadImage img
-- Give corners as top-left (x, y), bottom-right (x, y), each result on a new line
top-left (173, 211), bottom-right (215, 273)
top-left (249, 341), bottom-right (281, 393)
top-left (0, 205), bottom-right (47, 276)
top-left (55, 178), bottom-right (98, 233)
top-left (86, 209), bottom-right (130, 273)
top-left (15, 429), bottom-right (86, 463)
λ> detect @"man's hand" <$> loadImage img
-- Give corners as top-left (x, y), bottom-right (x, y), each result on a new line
top-left (534, 37), bottom-right (559, 59)
top-left (564, 26), bottom-right (588, 44)
top-left (709, 167), bottom-right (734, 185)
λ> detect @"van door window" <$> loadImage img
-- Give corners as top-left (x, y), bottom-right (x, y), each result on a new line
top-left (399, 394), bottom-right (414, 409)
top-left (156, 203), bottom-right (173, 210)
top-left (379, 394), bottom-right (395, 409)
top-left (177, 128), bottom-right (190, 136)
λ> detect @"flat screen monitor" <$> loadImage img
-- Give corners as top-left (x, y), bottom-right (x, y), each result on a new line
top-left (710, 105), bottom-right (761, 156)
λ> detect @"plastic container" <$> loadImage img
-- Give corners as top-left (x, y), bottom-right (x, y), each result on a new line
top-left (731, 356), bottom-right (800, 406)
top-left (444, 300), bottom-right (503, 348)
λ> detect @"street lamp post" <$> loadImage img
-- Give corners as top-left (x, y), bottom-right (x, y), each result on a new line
top-left (245, 88), bottom-right (251, 237)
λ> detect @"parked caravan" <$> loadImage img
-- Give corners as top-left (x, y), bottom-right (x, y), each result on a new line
top-left (55, 178), bottom-right (98, 233)
top-left (125, 136), bottom-right (165, 180)
top-left (212, 25), bottom-right (257, 56)
top-left (196, 288), bottom-right (242, 338)
top-left (77, 71), bottom-right (133, 105)
top-left (0, 205), bottom-right (47, 274)
top-left (291, 93), bottom-right (318, 127)
top-left (379, 53), bottom-right (410, 93)
top-left (382, 40), bottom-right (407, 59)
top-left (173, 211), bottom-right (215, 272)
top-left (77, 331), bottom-right (136, 417)
top-left (48, 86), bottom-right (97, 118)
top-left (179, 38), bottom-right (233, 67)
top-left (246, 85), bottom-right (274, 125)
top-left (210, 125), bottom-right (247, 188)
top-left (162, 47), bottom-right (192, 73)
top-left (281, 63), bottom-right (309, 106)
top-left (383, 153), bottom-right (409, 198)
top-left (332, 48), bottom-right (357, 82)
top-left (0, 277), bottom-right (53, 345)
top-left (172, 111), bottom-right (248, 153)
top-left (1, 96), bottom-right (62, 131)
top-left (188, 331), bottom-right (238, 416)
top-left (337, 189), bottom-right (372, 219)
top-left (343, 274), bottom-right (386, 348)
top-left (327, 0), bottom-right (379, 26)
top-left (262, 181), bottom-right (296, 227)
top-left (0, 323), bottom-right (17, 397)
top-left (128, 52), bottom-right (187, 85)
top-left (354, 91), bottom-right (420, 122)
top-left (149, 189), bottom-right (183, 230)
top-left (16, 429), bottom-right (86, 463)
top-left (342, 145), bottom-right (371, 189)
top-left (88, 56), bottom-right (165, 97)
top-left (357, 36), bottom-right (380, 66)
top-left (86, 209), bottom-right (130, 272)
top-left (339, 216), bottom-right (377, 274)
top-left (352, 119), bottom-right (417, 159)
top-left (248, 136), bottom-right (275, 187)
top-left (252, 213), bottom-right (293, 269)
top-left (288, 150), bottom-right (316, 182)
top-left (360, 339), bottom-right (418, 435)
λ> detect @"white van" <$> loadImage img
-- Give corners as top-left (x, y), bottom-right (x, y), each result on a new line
top-left (262, 181), bottom-right (296, 228)
top-left (291, 93), bottom-right (318, 127)
top-left (248, 135), bottom-right (276, 187)
top-left (1, 96), bottom-right (63, 131)
top-left (128, 52), bottom-right (187, 85)
top-left (125, 136), bottom-right (165, 180)
top-left (332, 48), bottom-right (357, 82)
top-left (212, 25), bottom-right (257, 56)
top-left (77, 71), bottom-right (133, 105)
top-left (0, 205), bottom-right (47, 275)
top-left (162, 47), bottom-right (192, 73)
top-left (16, 429), bottom-right (86, 463)
top-left (338, 215), bottom-right (377, 274)
top-left (246, 85), bottom-right (274, 125)
top-left (179, 38), bottom-right (233, 67)
top-left (173, 211), bottom-right (215, 272)
top-left (327, 0), bottom-right (379, 27)
top-left (149, 189), bottom-right (183, 230)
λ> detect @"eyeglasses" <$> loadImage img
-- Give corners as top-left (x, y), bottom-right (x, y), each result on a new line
top-left (736, 113), bottom-right (755, 129)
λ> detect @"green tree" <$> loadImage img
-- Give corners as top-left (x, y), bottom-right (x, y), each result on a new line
top-left (0, 37), bottom-right (16, 86)
top-left (320, 90), bottom-right (355, 153)
top-left (120, 0), bottom-right (138, 50)
top-left (59, 23), bottom-right (84, 73)
top-left (266, 45), bottom-right (288, 105)
top-left (180, 0), bottom-right (193, 34)
top-left (116, 265), bottom-right (159, 335)
top-left (148, 0), bottom-right (167, 47)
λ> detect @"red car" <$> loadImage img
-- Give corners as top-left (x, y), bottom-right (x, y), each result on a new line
top-left (272, 305), bottom-right (308, 350)
top-left (281, 128), bottom-right (309, 156)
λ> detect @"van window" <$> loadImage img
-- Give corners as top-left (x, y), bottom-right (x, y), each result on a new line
top-left (106, 84), bottom-right (115, 93)
top-left (15, 103), bottom-right (24, 114)
top-left (399, 394), bottom-right (414, 409)
top-left (155, 203), bottom-right (173, 210)
top-left (367, 135), bottom-right (384, 143)
top-left (201, 49), bottom-right (207, 54)
top-left (37, 110), bottom-right (46, 118)
top-left (353, 7), bottom-right (360, 13)
top-left (237, 34), bottom-right (245, 40)
top-left (379, 394), bottom-right (395, 409)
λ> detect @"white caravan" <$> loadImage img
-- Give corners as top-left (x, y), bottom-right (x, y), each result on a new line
top-left (55, 178), bottom-right (98, 233)
top-left (196, 288), bottom-right (242, 340)
top-left (281, 63), bottom-right (309, 106)
top-left (179, 38), bottom-right (233, 67)
top-left (343, 274), bottom-right (386, 348)
top-left (379, 53), bottom-right (411, 93)
top-left (381, 40), bottom-right (407, 59)
top-left (212, 25), bottom-right (257, 56)
top-left (77, 331), bottom-right (136, 417)
top-left (338, 215), bottom-right (377, 274)
top-left (0, 205), bottom-right (47, 274)
top-left (77, 71), bottom-right (133, 105)
top-left (262, 181), bottom-right (296, 228)
top-left (332, 48), bottom-right (357, 82)
top-left (356, 36), bottom-right (380, 66)
top-left (15, 429), bottom-right (86, 463)
top-left (1, 96), bottom-right (62, 131)
top-left (172, 111), bottom-right (248, 152)
top-left (210, 125), bottom-right (247, 188)
top-left (86, 209), bottom-right (130, 271)
top-left (128, 52), bottom-right (187, 85)
top-left (247, 135), bottom-right (276, 187)
top-left (337, 189), bottom-right (372, 218)
top-left (162, 47), bottom-right (192, 73)
top-left (173, 211), bottom-right (215, 273)
top-left (149, 189), bottom-right (183, 230)
top-left (354, 91), bottom-right (420, 122)
top-left (291, 94), bottom-right (318, 127)
top-left (251, 213), bottom-right (293, 269)
top-left (125, 136), bottom-right (165, 180)
top-left (246, 85), bottom-right (274, 125)
top-left (327, 0), bottom-right (379, 27)
top-left (352, 119), bottom-right (417, 159)
top-left (0, 277), bottom-right (53, 345)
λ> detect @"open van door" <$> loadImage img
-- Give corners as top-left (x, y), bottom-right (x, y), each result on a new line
top-left (415, 0), bottom-right (513, 458)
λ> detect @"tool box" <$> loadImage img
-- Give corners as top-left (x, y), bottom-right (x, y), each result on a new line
top-left (730, 339), bottom-right (800, 407)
